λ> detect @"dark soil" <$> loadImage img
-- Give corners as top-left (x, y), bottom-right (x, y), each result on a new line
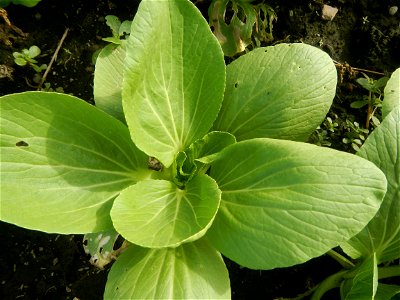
top-left (1, 0), bottom-right (399, 299)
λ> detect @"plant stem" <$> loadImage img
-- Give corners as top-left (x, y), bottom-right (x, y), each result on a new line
top-left (310, 270), bottom-right (348, 300)
top-left (327, 250), bottom-right (355, 269)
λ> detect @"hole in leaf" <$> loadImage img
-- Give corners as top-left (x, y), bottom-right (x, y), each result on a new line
top-left (16, 140), bottom-right (29, 147)
top-left (234, 82), bottom-right (239, 88)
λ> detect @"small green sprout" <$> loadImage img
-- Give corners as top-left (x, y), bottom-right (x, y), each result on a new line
top-left (342, 119), bottom-right (369, 152)
top-left (13, 45), bottom-right (47, 73)
top-left (102, 15), bottom-right (132, 45)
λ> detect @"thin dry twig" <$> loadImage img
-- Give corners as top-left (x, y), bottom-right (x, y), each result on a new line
top-left (37, 28), bottom-right (69, 90)
top-left (0, 8), bottom-right (27, 37)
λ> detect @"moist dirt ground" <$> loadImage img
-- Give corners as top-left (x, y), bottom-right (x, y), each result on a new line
top-left (0, 0), bottom-right (399, 299)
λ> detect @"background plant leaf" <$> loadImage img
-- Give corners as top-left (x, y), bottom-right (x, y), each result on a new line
top-left (207, 138), bottom-right (386, 269)
top-left (104, 239), bottom-right (230, 299)
top-left (213, 43), bottom-right (337, 142)
top-left (375, 283), bottom-right (400, 300)
top-left (208, 0), bottom-right (256, 56)
top-left (0, 92), bottom-right (151, 233)
top-left (122, 0), bottom-right (225, 167)
top-left (382, 68), bottom-right (400, 119)
top-left (341, 106), bottom-right (400, 263)
top-left (94, 43), bottom-right (126, 122)
top-left (111, 175), bottom-right (221, 248)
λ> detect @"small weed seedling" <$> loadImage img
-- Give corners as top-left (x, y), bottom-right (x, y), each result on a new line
top-left (0, 0), bottom-right (388, 298)
top-left (351, 73), bottom-right (389, 128)
top-left (13, 45), bottom-right (47, 73)
top-left (102, 15), bottom-right (132, 45)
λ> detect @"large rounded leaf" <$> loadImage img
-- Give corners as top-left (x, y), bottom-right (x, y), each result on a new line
top-left (207, 138), bottom-right (386, 269)
top-left (213, 43), bottom-right (337, 141)
top-left (104, 239), bottom-right (230, 299)
top-left (342, 106), bottom-right (400, 263)
top-left (382, 68), bottom-right (400, 119)
top-left (111, 175), bottom-right (221, 248)
top-left (0, 92), bottom-right (151, 233)
top-left (94, 43), bottom-right (126, 122)
top-left (122, 0), bottom-right (225, 167)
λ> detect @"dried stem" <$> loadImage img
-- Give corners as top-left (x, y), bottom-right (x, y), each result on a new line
top-left (37, 28), bottom-right (69, 90)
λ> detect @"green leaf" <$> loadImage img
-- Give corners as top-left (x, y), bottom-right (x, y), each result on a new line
top-left (189, 131), bottom-right (236, 164)
top-left (118, 20), bottom-right (132, 36)
top-left (101, 37), bottom-right (122, 45)
top-left (104, 239), bottom-right (230, 299)
top-left (94, 43), bottom-right (126, 122)
top-left (375, 283), bottom-right (400, 300)
top-left (208, 0), bottom-right (257, 56)
top-left (350, 100), bottom-right (369, 109)
top-left (383, 68), bottom-right (400, 119)
top-left (341, 106), bottom-right (400, 263)
top-left (14, 56), bottom-right (27, 66)
top-left (357, 77), bottom-right (373, 92)
top-left (340, 254), bottom-right (378, 300)
top-left (122, 0), bottom-right (225, 167)
top-left (83, 229), bottom-right (119, 269)
top-left (9, 0), bottom-right (41, 7)
top-left (213, 43), bottom-right (337, 142)
top-left (207, 138), bottom-right (386, 269)
top-left (0, 92), bottom-right (151, 233)
top-left (105, 15), bottom-right (121, 37)
top-left (111, 175), bottom-right (221, 248)
top-left (28, 45), bottom-right (41, 58)
top-left (372, 76), bottom-right (389, 91)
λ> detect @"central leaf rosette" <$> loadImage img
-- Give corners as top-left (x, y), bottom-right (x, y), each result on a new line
top-left (110, 0), bottom-right (227, 248)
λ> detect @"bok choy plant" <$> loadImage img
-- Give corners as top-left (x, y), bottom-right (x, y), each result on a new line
top-left (311, 68), bottom-right (400, 300)
top-left (0, 0), bottom-right (387, 298)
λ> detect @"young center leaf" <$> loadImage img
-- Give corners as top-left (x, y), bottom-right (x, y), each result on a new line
top-left (0, 92), bottom-right (151, 234)
top-left (213, 43), bottom-right (337, 141)
top-left (111, 175), bottom-right (221, 248)
top-left (122, 0), bottom-right (225, 167)
top-left (94, 43), bottom-right (126, 122)
top-left (207, 138), bottom-right (387, 269)
top-left (104, 239), bottom-right (230, 299)
top-left (341, 106), bottom-right (400, 263)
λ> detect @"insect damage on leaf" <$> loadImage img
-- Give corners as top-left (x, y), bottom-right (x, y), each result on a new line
top-left (15, 140), bottom-right (29, 147)
top-left (148, 156), bottom-right (163, 171)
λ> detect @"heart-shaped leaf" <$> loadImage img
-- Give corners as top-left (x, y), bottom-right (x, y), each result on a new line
top-left (111, 175), bottom-right (221, 248)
